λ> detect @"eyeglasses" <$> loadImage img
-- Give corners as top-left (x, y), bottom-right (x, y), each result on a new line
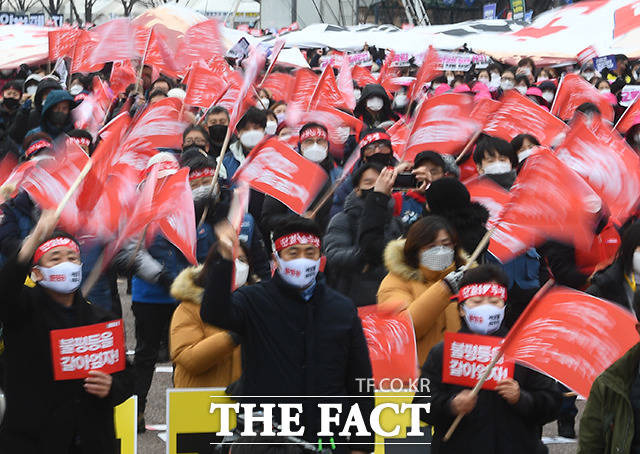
top-left (184, 139), bottom-right (208, 147)
top-left (363, 142), bottom-right (391, 154)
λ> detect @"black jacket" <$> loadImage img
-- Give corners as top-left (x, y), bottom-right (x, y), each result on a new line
top-left (414, 326), bottom-right (561, 454)
top-left (353, 83), bottom-right (398, 128)
top-left (9, 78), bottom-right (61, 145)
top-left (0, 190), bottom-right (39, 260)
top-left (200, 255), bottom-right (374, 449)
top-left (431, 202), bottom-right (490, 257)
top-left (587, 259), bottom-right (636, 310)
top-left (0, 255), bottom-right (133, 453)
top-left (324, 190), bottom-right (403, 306)
top-left (538, 240), bottom-right (589, 290)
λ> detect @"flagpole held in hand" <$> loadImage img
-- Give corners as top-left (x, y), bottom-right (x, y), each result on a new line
top-left (442, 279), bottom-right (555, 441)
top-left (455, 129), bottom-right (481, 164)
top-left (461, 224), bottom-right (495, 271)
top-left (197, 127), bottom-right (232, 228)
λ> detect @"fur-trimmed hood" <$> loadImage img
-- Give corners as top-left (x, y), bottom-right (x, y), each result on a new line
top-left (383, 238), bottom-right (468, 283)
top-left (171, 265), bottom-right (204, 304)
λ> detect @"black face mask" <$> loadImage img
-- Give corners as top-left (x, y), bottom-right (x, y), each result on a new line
top-left (49, 111), bottom-right (68, 127)
top-left (359, 187), bottom-right (374, 199)
top-left (2, 97), bottom-right (19, 110)
top-left (366, 152), bottom-right (392, 166)
top-left (209, 125), bottom-right (227, 143)
top-left (182, 144), bottom-right (208, 156)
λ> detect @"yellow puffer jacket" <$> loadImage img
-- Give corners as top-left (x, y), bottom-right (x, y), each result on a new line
top-left (169, 266), bottom-right (242, 388)
top-left (377, 239), bottom-right (463, 366)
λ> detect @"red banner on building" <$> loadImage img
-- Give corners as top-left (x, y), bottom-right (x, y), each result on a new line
top-left (50, 319), bottom-right (126, 381)
top-left (442, 332), bottom-right (514, 390)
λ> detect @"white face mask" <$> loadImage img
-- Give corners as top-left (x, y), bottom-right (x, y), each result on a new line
top-left (483, 161), bottom-right (512, 175)
top-left (354, 89), bottom-right (361, 100)
top-left (265, 120), bottom-right (277, 135)
top-left (542, 91), bottom-right (555, 103)
top-left (256, 98), bottom-right (270, 109)
top-left (276, 112), bottom-right (286, 124)
top-left (582, 72), bottom-right (594, 81)
top-left (69, 84), bottom-right (83, 96)
top-left (633, 251), bottom-right (640, 275)
top-left (478, 77), bottom-right (490, 85)
top-left (366, 97), bottom-right (384, 112)
top-left (394, 93), bottom-right (408, 107)
top-left (446, 75), bottom-right (455, 84)
top-left (26, 85), bottom-right (37, 96)
top-left (501, 80), bottom-right (514, 91)
top-left (515, 85), bottom-right (528, 95)
top-left (600, 88), bottom-right (611, 94)
top-left (239, 129), bottom-right (265, 149)
top-left (276, 256), bottom-right (320, 289)
top-left (462, 303), bottom-right (505, 334)
top-left (336, 126), bottom-right (351, 144)
top-left (420, 246), bottom-right (454, 271)
top-left (634, 133), bottom-right (640, 144)
top-left (301, 143), bottom-right (328, 163)
top-left (234, 259), bottom-right (249, 289)
top-left (518, 148), bottom-right (534, 162)
top-left (538, 76), bottom-right (548, 82)
top-left (37, 262), bottom-right (83, 294)
top-left (192, 185), bottom-right (211, 202)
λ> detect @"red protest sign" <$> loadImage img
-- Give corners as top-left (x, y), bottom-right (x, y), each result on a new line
top-left (442, 332), bottom-right (514, 391)
top-left (49, 319), bottom-right (125, 381)
top-left (503, 287), bottom-right (640, 397)
top-left (358, 306), bottom-right (418, 388)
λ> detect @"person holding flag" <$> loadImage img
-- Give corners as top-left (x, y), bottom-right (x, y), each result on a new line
top-left (413, 265), bottom-right (561, 454)
top-left (0, 210), bottom-right (133, 453)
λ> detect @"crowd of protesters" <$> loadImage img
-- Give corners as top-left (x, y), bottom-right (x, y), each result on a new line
top-left (0, 33), bottom-right (639, 454)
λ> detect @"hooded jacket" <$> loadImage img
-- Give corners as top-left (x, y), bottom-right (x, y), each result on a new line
top-left (414, 324), bottom-right (561, 454)
top-left (324, 191), bottom-right (404, 306)
top-left (169, 266), bottom-right (242, 388)
top-left (9, 77), bottom-right (61, 144)
top-left (353, 83), bottom-right (398, 128)
top-left (578, 342), bottom-right (640, 454)
top-left (432, 203), bottom-right (490, 257)
top-left (26, 89), bottom-right (76, 140)
top-left (587, 259), bottom-right (637, 311)
top-left (377, 239), bottom-right (462, 365)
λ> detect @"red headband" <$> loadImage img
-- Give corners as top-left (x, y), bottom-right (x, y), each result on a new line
top-left (33, 237), bottom-right (80, 264)
top-left (189, 167), bottom-right (214, 181)
top-left (69, 137), bottom-right (91, 148)
top-left (25, 139), bottom-right (52, 158)
top-left (300, 127), bottom-right (328, 142)
top-left (359, 132), bottom-right (391, 149)
top-left (458, 283), bottom-right (507, 302)
top-left (274, 232), bottom-right (321, 252)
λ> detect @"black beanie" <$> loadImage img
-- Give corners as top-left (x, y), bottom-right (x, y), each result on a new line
top-left (425, 177), bottom-right (470, 214)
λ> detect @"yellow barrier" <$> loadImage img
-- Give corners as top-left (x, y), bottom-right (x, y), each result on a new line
top-left (114, 396), bottom-right (137, 454)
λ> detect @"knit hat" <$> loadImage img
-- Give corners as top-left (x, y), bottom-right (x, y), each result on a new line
top-left (426, 177), bottom-right (470, 214)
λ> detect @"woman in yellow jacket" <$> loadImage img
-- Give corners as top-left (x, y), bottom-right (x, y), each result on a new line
top-left (169, 250), bottom-right (253, 388)
top-left (378, 216), bottom-right (468, 366)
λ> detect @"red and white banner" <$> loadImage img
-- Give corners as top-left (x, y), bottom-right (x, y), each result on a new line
top-left (261, 72), bottom-right (294, 103)
top-left (404, 93), bottom-right (479, 160)
top-left (308, 64), bottom-right (351, 111)
top-left (50, 319), bottom-right (125, 381)
top-left (503, 286), bottom-right (640, 397)
top-left (233, 137), bottom-right (327, 214)
top-left (408, 45), bottom-right (441, 101)
top-left (87, 19), bottom-right (137, 67)
top-left (483, 90), bottom-right (568, 147)
top-left (183, 59), bottom-right (228, 109)
top-left (552, 73), bottom-right (614, 122)
top-left (358, 305), bottom-right (418, 388)
top-left (176, 19), bottom-right (224, 71)
top-left (443, 332), bottom-right (514, 391)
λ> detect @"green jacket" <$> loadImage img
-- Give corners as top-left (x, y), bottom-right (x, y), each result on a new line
top-left (579, 342), bottom-right (640, 454)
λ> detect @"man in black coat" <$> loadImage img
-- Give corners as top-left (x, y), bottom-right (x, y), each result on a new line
top-left (0, 211), bottom-right (133, 453)
top-left (413, 265), bottom-right (561, 454)
top-left (201, 216), bottom-right (373, 453)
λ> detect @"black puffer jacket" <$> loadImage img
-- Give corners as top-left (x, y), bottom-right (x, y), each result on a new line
top-left (353, 83), bottom-right (398, 128)
top-left (586, 259), bottom-right (637, 311)
top-left (324, 190), bottom-right (404, 306)
top-left (9, 77), bottom-right (61, 144)
top-left (431, 202), bottom-right (490, 258)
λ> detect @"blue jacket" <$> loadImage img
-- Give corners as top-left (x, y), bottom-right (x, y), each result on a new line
top-left (487, 248), bottom-right (540, 290)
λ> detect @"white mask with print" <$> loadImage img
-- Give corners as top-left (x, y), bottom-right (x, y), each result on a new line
top-left (276, 256), bottom-right (320, 288)
top-left (37, 262), bottom-right (83, 294)
top-left (462, 303), bottom-right (505, 334)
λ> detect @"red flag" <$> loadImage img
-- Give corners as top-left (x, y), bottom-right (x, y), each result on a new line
top-left (466, 177), bottom-right (511, 230)
top-left (556, 114), bottom-right (640, 223)
top-left (470, 98), bottom-right (501, 126)
top-left (183, 59), bottom-right (228, 109)
top-left (72, 77), bottom-right (113, 136)
top-left (376, 50), bottom-right (398, 93)
top-left (233, 137), bottom-right (327, 214)
top-left (386, 119), bottom-right (410, 155)
top-left (286, 68), bottom-right (319, 115)
top-left (403, 93), bottom-right (479, 160)
top-left (110, 61), bottom-right (137, 97)
top-left (71, 30), bottom-right (103, 73)
top-left (138, 27), bottom-right (179, 78)
top-left (228, 47), bottom-right (266, 130)
top-left (615, 97), bottom-right (640, 135)
top-left (500, 148), bottom-right (597, 256)
top-left (214, 71), bottom-right (243, 113)
top-left (409, 46), bottom-right (441, 101)
top-left (337, 56), bottom-right (356, 111)
top-left (502, 286), bottom-right (640, 397)
top-left (261, 72), bottom-right (294, 102)
top-left (358, 305), bottom-right (418, 388)
top-left (296, 107), bottom-right (362, 143)
top-left (153, 169), bottom-right (197, 265)
top-left (484, 90), bottom-right (568, 147)
top-left (176, 19), bottom-right (225, 71)
top-left (552, 73), bottom-right (615, 122)
top-left (48, 28), bottom-right (80, 60)
top-left (352, 65), bottom-right (377, 87)
top-left (87, 19), bottom-right (137, 67)
top-left (309, 64), bottom-right (350, 111)
top-left (260, 38), bottom-right (286, 87)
